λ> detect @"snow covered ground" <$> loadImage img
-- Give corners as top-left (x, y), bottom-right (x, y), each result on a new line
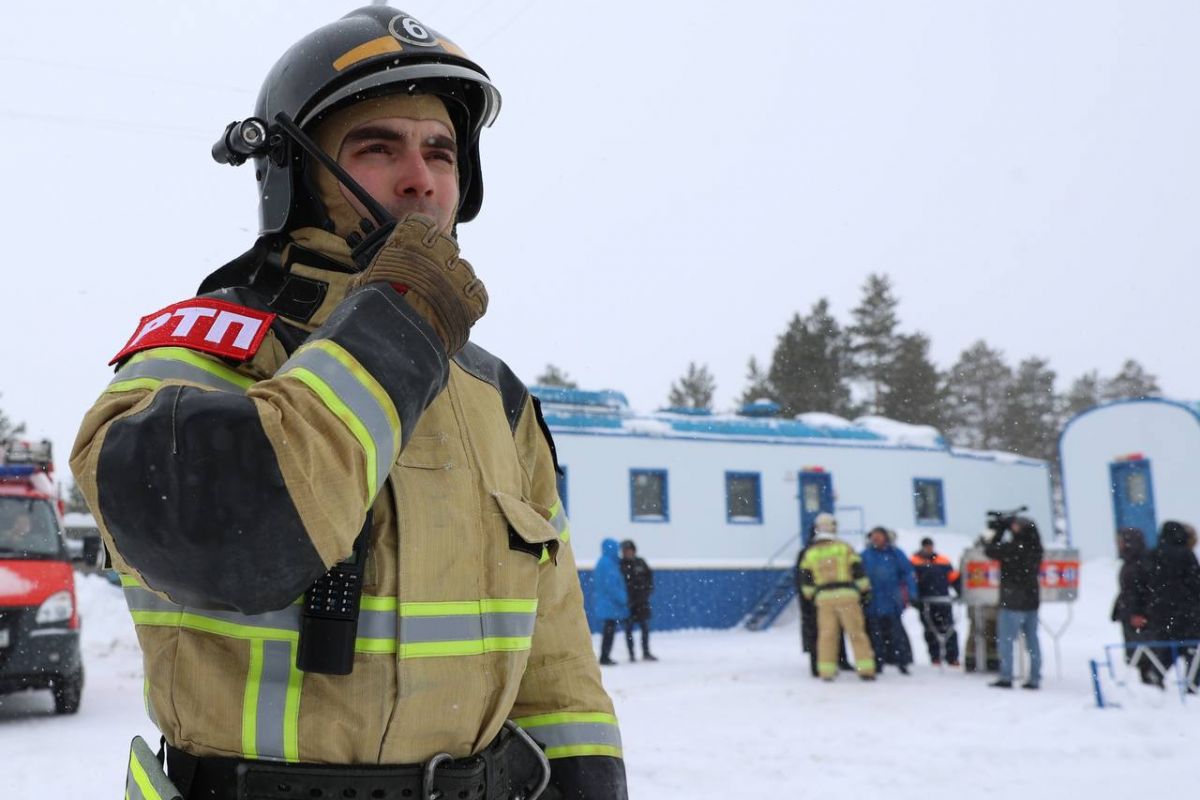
top-left (1, 559), bottom-right (1194, 798)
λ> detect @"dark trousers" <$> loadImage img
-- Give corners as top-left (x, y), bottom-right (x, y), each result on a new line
top-left (1121, 622), bottom-right (1163, 686)
top-left (867, 613), bottom-right (912, 669)
top-left (917, 601), bottom-right (960, 663)
top-left (623, 617), bottom-right (651, 659)
top-left (600, 619), bottom-right (619, 661)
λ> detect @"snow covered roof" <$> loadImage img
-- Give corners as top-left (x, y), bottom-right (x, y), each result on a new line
top-left (532, 386), bottom-right (938, 448)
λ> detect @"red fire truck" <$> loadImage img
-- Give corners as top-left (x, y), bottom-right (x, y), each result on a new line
top-left (0, 439), bottom-right (89, 714)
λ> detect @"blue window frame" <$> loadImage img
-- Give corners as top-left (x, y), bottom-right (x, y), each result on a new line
top-left (913, 478), bottom-right (945, 526)
top-left (725, 471), bottom-right (763, 524)
top-left (556, 465), bottom-right (569, 515)
top-left (630, 469), bottom-right (669, 522)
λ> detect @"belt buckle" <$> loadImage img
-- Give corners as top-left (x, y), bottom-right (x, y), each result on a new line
top-left (502, 720), bottom-right (551, 800)
top-left (421, 752), bottom-right (454, 800)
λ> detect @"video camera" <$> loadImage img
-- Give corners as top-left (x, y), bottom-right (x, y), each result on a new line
top-left (986, 506), bottom-right (1028, 534)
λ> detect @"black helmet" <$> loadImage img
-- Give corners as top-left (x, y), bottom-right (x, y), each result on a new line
top-left (245, 6), bottom-right (501, 234)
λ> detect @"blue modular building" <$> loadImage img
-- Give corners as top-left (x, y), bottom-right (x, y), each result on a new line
top-left (532, 386), bottom-right (1054, 631)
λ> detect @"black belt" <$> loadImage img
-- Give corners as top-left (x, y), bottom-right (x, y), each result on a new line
top-left (165, 721), bottom-right (550, 800)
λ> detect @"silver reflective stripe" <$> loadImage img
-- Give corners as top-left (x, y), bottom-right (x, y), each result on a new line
top-left (123, 585), bottom-right (399, 646)
top-left (282, 346), bottom-right (397, 494)
top-left (525, 722), bottom-right (623, 751)
top-left (255, 640), bottom-right (294, 762)
top-left (400, 611), bottom-right (537, 644)
top-left (550, 507), bottom-right (568, 536)
top-left (111, 358), bottom-right (248, 394)
top-left (358, 607), bottom-right (398, 640)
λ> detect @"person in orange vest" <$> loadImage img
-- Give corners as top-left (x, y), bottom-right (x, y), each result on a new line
top-left (911, 537), bottom-right (961, 666)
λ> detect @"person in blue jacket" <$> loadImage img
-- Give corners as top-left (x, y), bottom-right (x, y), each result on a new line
top-left (861, 527), bottom-right (919, 674)
top-left (593, 538), bottom-right (630, 665)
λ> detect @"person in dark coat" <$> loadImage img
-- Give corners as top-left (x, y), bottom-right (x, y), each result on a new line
top-left (985, 517), bottom-right (1043, 689)
top-left (593, 538), bottom-right (629, 666)
top-left (861, 527), bottom-right (918, 674)
top-left (1145, 520), bottom-right (1200, 691)
top-left (1111, 527), bottom-right (1158, 686)
top-left (620, 540), bottom-right (657, 662)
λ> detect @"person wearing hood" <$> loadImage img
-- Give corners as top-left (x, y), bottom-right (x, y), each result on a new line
top-left (1111, 527), bottom-right (1158, 686)
top-left (69, 8), bottom-right (626, 798)
top-left (1145, 520), bottom-right (1200, 691)
top-left (594, 538), bottom-right (630, 666)
top-left (985, 516), bottom-right (1044, 689)
top-left (797, 513), bottom-right (876, 681)
top-left (861, 527), bottom-right (919, 674)
top-left (619, 539), bottom-right (656, 662)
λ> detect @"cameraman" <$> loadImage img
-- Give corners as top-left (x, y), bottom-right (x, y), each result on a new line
top-left (985, 516), bottom-right (1044, 689)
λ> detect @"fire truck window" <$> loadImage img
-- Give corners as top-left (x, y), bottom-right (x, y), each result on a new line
top-left (0, 497), bottom-right (60, 555)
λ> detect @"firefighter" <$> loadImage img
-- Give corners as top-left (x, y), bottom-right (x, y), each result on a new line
top-left (797, 513), bottom-right (876, 681)
top-left (71, 7), bottom-right (625, 799)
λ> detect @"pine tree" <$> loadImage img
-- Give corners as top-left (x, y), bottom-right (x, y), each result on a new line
top-left (1102, 359), bottom-right (1161, 402)
top-left (738, 356), bottom-right (775, 406)
top-left (535, 364), bottom-right (578, 389)
top-left (65, 482), bottom-right (92, 515)
top-left (943, 340), bottom-right (1012, 449)
top-left (999, 357), bottom-right (1058, 461)
top-left (767, 300), bottom-right (853, 418)
top-left (1061, 370), bottom-right (1103, 419)
top-left (0, 394), bottom-right (25, 441)
top-left (667, 362), bottom-right (716, 410)
top-left (847, 274), bottom-right (901, 414)
top-left (878, 332), bottom-right (944, 428)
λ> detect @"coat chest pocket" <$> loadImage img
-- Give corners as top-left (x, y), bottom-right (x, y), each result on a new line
top-left (493, 491), bottom-right (560, 565)
top-left (398, 433), bottom-right (455, 470)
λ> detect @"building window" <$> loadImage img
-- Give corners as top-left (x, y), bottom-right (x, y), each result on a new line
top-left (913, 478), bottom-right (945, 526)
top-left (556, 466), bottom-right (568, 514)
top-left (725, 472), bottom-right (763, 524)
top-left (630, 469), bottom-right (669, 522)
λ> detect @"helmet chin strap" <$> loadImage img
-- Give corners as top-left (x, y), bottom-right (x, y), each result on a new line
top-left (270, 113), bottom-right (399, 267)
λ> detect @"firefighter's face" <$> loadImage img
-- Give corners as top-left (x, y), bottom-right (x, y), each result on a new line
top-left (11, 515), bottom-right (30, 537)
top-left (336, 117), bottom-right (460, 233)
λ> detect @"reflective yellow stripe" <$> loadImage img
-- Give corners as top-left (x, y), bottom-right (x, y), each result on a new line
top-left (307, 340), bottom-right (401, 454)
top-left (129, 347), bottom-right (256, 389)
top-left (128, 750), bottom-right (161, 800)
top-left (130, 610), bottom-right (300, 642)
top-left (513, 711), bottom-right (619, 727)
top-left (398, 636), bottom-right (532, 658)
top-left (283, 365), bottom-right (379, 502)
top-left (107, 377), bottom-right (162, 393)
top-left (544, 744), bottom-right (623, 759)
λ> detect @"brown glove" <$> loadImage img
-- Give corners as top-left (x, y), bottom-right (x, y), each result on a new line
top-left (350, 216), bottom-right (488, 354)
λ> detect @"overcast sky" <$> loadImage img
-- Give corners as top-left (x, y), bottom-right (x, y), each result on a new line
top-left (3, 1), bottom-right (1198, 480)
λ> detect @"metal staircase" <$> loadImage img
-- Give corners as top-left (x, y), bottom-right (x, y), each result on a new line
top-left (743, 570), bottom-right (798, 631)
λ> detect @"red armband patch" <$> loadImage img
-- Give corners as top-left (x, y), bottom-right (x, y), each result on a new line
top-left (110, 298), bottom-right (276, 365)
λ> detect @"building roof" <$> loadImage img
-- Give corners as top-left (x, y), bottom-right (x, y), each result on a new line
top-left (530, 386), bottom-right (946, 448)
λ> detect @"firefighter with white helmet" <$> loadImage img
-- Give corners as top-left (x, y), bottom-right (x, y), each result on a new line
top-left (797, 513), bottom-right (876, 681)
top-left (72, 7), bottom-right (625, 798)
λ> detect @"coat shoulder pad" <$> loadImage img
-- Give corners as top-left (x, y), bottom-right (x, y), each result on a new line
top-left (453, 342), bottom-right (529, 432)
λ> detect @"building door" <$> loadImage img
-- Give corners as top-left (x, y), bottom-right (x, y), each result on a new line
top-left (1109, 458), bottom-right (1158, 548)
top-left (798, 471), bottom-right (834, 546)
